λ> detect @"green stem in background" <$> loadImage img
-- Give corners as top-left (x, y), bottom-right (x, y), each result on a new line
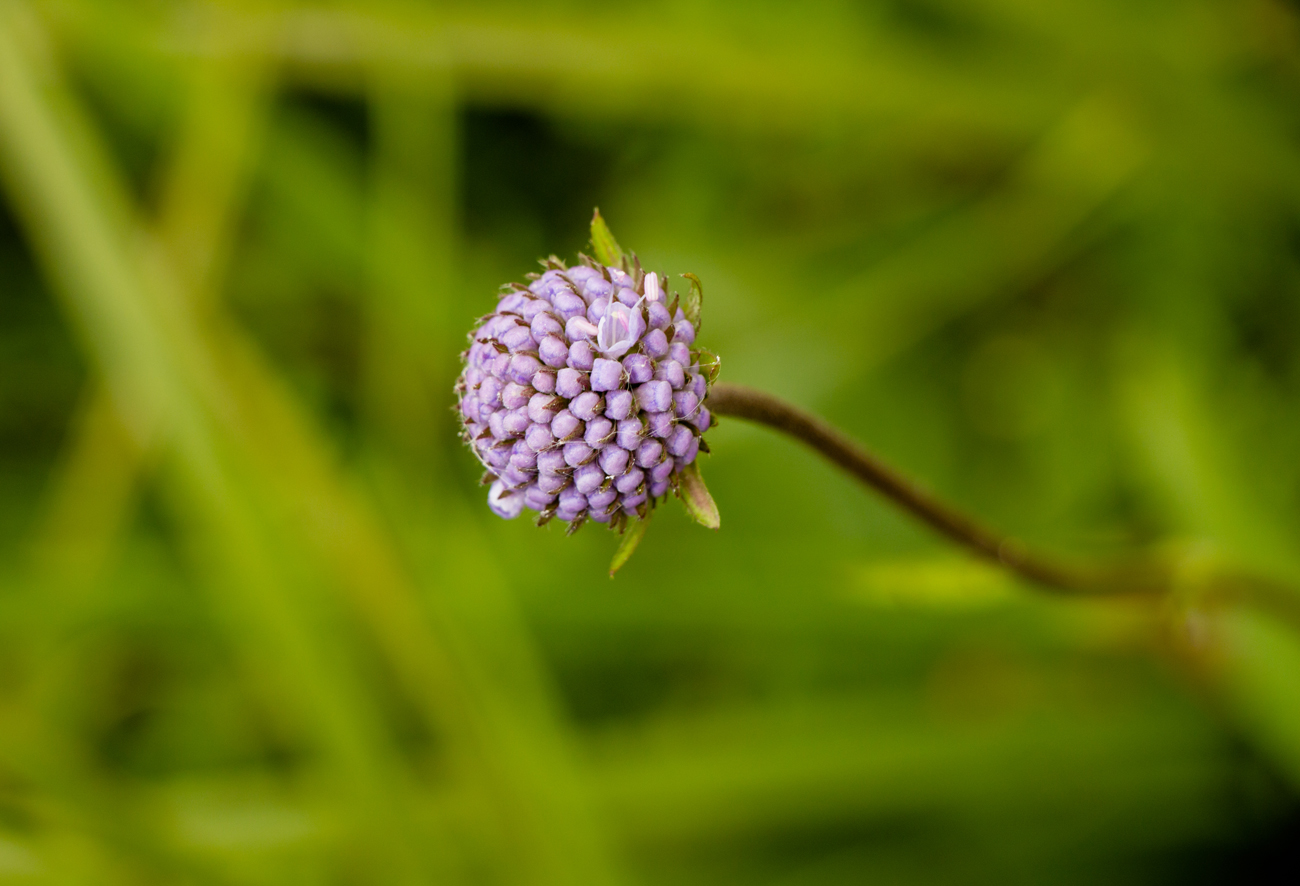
top-left (708, 382), bottom-right (1300, 614)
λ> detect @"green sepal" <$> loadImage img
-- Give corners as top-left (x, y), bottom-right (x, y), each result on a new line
top-left (590, 208), bottom-right (624, 268)
top-left (680, 272), bottom-right (704, 329)
top-left (678, 462), bottom-right (720, 529)
top-left (609, 511), bottom-right (651, 577)
top-left (694, 348), bottom-right (722, 386)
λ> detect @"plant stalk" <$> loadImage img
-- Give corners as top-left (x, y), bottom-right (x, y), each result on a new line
top-left (707, 382), bottom-right (1150, 595)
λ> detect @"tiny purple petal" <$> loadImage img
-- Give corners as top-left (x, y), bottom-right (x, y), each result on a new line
top-left (479, 377), bottom-right (503, 408)
top-left (622, 353), bottom-right (654, 384)
top-left (690, 372), bottom-right (707, 400)
top-left (642, 328), bottom-right (669, 358)
top-left (459, 395), bottom-right (480, 422)
top-left (524, 423), bottom-right (555, 453)
top-left (650, 458), bottom-right (675, 484)
top-left (615, 287), bottom-right (640, 307)
top-left (656, 359), bottom-right (686, 390)
top-left (552, 292), bottom-right (587, 321)
top-left (582, 277), bottom-right (615, 301)
top-left (586, 298), bottom-right (610, 324)
top-left (616, 418), bottom-right (643, 451)
top-left (574, 462), bottom-right (605, 495)
top-left (507, 354), bottom-right (542, 385)
top-left (502, 325), bottom-right (534, 351)
top-left (635, 380), bottom-right (672, 413)
top-left (666, 423), bottom-right (694, 457)
top-left (680, 434), bottom-right (700, 464)
top-left (584, 417), bottom-right (615, 448)
top-left (672, 320), bottom-right (697, 345)
top-left (615, 468), bottom-right (645, 495)
top-left (501, 465), bottom-right (531, 489)
top-left (483, 444), bottom-right (511, 471)
top-left (538, 335), bottom-right (569, 368)
top-left (556, 368), bottom-right (588, 399)
top-left (528, 270), bottom-right (565, 297)
top-left (646, 410), bottom-right (675, 439)
top-left (528, 482), bottom-right (561, 505)
top-left (537, 473), bottom-right (568, 495)
top-left (488, 480), bottom-right (525, 519)
top-left (608, 267), bottom-right (634, 288)
top-left (536, 449), bottom-right (567, 475)
top-left (520, 298), bottom-right (550, 322)
top-left (528, 392), bottom-right (561, 424)
top-left (566, 315), bottom-right (599, 342)
top-left (649, 478), bottom-right (669, 498)
top-left (563, 440), bottom-right (595, 468)
top-left (588, 486), bottom-right (618, 510)
top-left (565, 266), bottom-right (600, 289)
top-left (558, 486), bottom-right (586, 511)
top-left (598, 445), bottom-right (630, 477)
top-left (569, 391), bottom-right (602, 422)
top-left (568, 340), bottom-right (595, 371)
top-left (590, 358), bottom-right (624, 392)
top-left (531, 312), bottom-right (564, 340)
top-left (668, 341), bottom-right (691, 366)
top-left (620, 491), bottom-right (647, 510)
top-left (689, 406), bottom-right (711, 432)
top-left (556, 504), bottom-right (585, 522)
top-left (551, 409), bottom-right (583, 441)
top-left (499, 292), bottom-right (528, 313)
top-left (532, 368), bottom-right (557, 393)
top-left (635, 438), bottom-right (664, 468)
top-left (509, 444), bottom-right (538, 472)
top-left (673, 390), bottom-right (700, 419)
top-left (605, 389), bottom-right (634, 421)
top-left (647, 300), bottom-right (671, 330)
top-left (502, 382), bottom-right (531, 411)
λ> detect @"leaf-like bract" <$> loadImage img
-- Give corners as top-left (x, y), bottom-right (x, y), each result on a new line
top-left (679, 462), bottom-right (720, 529)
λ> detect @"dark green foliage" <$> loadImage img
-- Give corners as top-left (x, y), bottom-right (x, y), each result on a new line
top-left (0, 1), bottom-right (1298, 884)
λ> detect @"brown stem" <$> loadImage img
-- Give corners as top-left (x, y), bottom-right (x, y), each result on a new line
top-left (707, 382), bottom-right (1154, 595)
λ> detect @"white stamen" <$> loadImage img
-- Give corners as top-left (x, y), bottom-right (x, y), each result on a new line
top-left (568, 316), bottom-right (599, 341)
top-left (645, 271), bottom-right (661, 302)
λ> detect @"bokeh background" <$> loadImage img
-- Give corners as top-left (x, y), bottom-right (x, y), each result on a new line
top-left (1, 0), bottom-right (1300, 883)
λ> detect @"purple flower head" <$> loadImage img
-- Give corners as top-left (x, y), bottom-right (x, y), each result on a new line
top-left (454, 230), bottom-right (716, 536)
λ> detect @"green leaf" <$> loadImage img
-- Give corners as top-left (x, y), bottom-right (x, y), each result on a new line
top-left (678, 462), bottom-right (720, 529)
top-left (679, 272), bottom-right (704, 328)
top-left (609, 511), bottom-right (650, 577)
top-left (590, 208), bottom-right (624, 267)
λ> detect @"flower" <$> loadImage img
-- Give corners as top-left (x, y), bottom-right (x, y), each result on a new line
top-left (455, 255), bottom-right (712, 531)
top-left (596, 297), bottom-right (645, 358)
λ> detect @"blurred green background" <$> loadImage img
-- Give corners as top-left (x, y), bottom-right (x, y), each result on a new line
top-left (1, 0), bottom-right (1300, 883)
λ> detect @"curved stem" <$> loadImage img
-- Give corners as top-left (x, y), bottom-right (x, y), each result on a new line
top-left (707, 382), bottom-right (1153, 595)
